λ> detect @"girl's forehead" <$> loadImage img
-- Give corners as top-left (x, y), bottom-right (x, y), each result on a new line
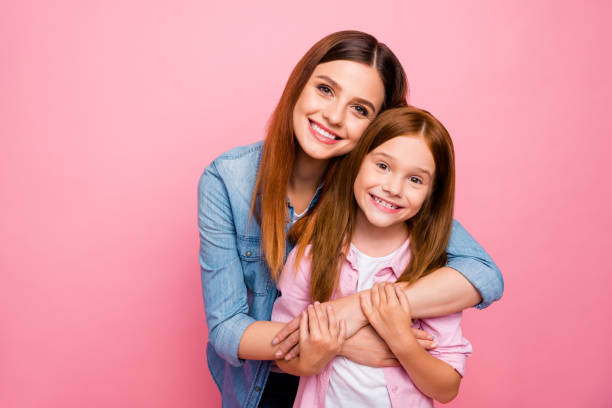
top-left (369, 135), bottom-right (435, 172)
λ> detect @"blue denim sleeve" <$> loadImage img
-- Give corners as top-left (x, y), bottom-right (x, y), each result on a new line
top-left (198, 162), bottom-right (254, 367)
top-left (446, 220), bottom-right (504, 309)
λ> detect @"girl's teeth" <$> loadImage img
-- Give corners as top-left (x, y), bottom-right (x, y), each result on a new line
top-left (311, 123), bottom-right (337, 140)
top-left (374, 196), bottom-right (398, 209)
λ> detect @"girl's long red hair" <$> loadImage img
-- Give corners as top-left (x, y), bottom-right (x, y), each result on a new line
top-left (251, 31), bottom-right (408, 280)
top-left (291, 106), bottom-right (456, 302)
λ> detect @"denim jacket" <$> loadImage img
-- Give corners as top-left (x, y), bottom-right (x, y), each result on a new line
top-left (198, 141), bottom-right (503, 408)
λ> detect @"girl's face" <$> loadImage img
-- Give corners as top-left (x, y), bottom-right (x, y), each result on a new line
top-left (292, 60), bottom-right (385, 161)
top-left (353, 135), bottom-right (436, 230)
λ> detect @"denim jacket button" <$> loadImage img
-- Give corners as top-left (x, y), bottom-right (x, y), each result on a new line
top-left (246, 250), bottom-right (252, 257)
top-left (255, 386), bottom-right (261, 392)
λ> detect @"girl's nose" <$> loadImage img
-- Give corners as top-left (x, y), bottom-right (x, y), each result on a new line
top-left (382, 176), bottom-right (403, 196)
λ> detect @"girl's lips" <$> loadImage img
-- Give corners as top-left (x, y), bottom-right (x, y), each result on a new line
top-left (369, 193), bottom-right (402, 213)
top-left (308, 119), bottom-right (340, 145)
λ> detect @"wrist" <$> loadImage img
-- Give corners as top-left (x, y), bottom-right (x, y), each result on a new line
top-left (386, 330), bottom-right (420, 356)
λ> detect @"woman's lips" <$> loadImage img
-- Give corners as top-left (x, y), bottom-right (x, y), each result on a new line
top-left (308, 119), bottom-right (340, 145)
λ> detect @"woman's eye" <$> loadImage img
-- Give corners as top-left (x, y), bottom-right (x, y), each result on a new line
top-left (353, 105), bottom-right (369, 117)
top-left (376, 162), bottom-right (389, 171)
top-left (409, 176), bottom-right (423, 184)
top-left (317, 84), bottom-right (333, 95)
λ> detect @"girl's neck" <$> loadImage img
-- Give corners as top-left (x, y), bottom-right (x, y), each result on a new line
top-left (288, 147), bottom-right (329, 214)
top-left (351, 209), bottom-right (410, 258)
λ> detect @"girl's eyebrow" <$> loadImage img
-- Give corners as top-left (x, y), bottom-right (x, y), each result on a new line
top-left (314, 75), bottom-right (376, 113)
top-left (371, 151), bottom-right (433, 178)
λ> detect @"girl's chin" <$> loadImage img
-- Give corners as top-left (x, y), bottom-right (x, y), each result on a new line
top-left (363, 213), bottom-right (396, 229)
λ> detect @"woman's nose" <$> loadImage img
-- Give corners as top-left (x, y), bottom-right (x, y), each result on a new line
top-left (322, 100), bottom-right (344, 126)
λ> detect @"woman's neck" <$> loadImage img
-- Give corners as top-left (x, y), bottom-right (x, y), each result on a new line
top-left (351, 209), bottom-right (409, 258)
top-left (288, 147), bottom-right (328, 214)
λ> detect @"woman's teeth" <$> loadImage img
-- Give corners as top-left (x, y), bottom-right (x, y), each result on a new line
top-left (373, 195), bottom-right (399, 209)
top-left (311, 122), bottom-right (338, 140)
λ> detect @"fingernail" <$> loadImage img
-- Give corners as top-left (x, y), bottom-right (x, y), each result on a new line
top-left (275, 350), bottom-right (282, 358)
top-left (271, 338), bottom-right (277, 345)
top-left (431, 341), bottom-right (438, 348)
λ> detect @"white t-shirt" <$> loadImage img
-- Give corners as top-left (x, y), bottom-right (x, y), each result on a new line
top-left (325, 244), bottom-right (401, 408)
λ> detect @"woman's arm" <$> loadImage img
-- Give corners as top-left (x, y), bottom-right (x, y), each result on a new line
top-left (445, 220), bottom-right (503, 309)
top-left (273, 220), bottom-right (502, 351)
top-left (199, 162), bottom-right (254, 366)
top-left (199, 162), bottom-right (288, 364)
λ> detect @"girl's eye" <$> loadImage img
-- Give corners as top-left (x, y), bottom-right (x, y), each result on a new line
top-left (317, 84), bottom-right (333, 95)
top-left (353, 105), bottom-right (369, 117)
top-left (376, 162), bottom-right (389, 171)
top-left (409, 176), bottom-right (423, 184)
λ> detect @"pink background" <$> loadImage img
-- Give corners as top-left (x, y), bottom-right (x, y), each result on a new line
top-left (2, 0), bottom-right (611, 407)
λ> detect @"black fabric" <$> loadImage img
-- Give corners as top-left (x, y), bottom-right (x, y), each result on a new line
top-left (258, 372), bottom-right (299, 408)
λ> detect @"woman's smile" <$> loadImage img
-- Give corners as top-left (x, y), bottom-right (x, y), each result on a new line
top-left (308, 119), bottom-right (340, 144)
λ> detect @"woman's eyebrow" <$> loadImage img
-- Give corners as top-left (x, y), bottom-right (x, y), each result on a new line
top-left (315, 75), bottom-right (376, 113)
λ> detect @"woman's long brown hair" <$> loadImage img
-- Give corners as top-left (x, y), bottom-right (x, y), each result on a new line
top-left (291, 106), bottom-right (456, 302)
top-left (251, 31), bottom-right (408, 280)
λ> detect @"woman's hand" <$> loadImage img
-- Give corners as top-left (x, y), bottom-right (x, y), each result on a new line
top-left (340, 325), bottom-right (399, 367)
top-left (271, 315), bottom-right (301, 360)
top-left (289, 302), bottom-right (346, 375)
top-left (360, 283), bottom-right (418, 351)
top-left (340, 324), bottom-right (436, 367)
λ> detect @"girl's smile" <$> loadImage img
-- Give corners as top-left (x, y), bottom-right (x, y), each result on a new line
top-left (369, 193), bottom-right (402, 212)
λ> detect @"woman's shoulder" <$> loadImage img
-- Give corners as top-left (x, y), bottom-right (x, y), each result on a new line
top-left (200, 140), bottom-right (263, 188)
top-left (214, 140), bottom-right (263, 161)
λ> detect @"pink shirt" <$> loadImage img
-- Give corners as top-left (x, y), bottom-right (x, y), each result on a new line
top-left (271, 241), bottom-right (472, 408)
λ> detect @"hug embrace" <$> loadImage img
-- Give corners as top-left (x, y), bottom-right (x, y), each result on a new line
top-left (198, 31), bottom-right (503, 408)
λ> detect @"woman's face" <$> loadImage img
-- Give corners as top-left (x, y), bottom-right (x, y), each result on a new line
top-left (292, 60), bottom-right (385, 160)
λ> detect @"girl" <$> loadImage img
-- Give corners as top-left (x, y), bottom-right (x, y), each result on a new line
top-left (271, 106), bottom-right (471, 407)
top-left (198, 31), bottom-right (501, 408)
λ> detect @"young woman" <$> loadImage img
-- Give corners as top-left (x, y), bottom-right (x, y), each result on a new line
top-left (272, 106), bottom-right (471, 407)
top-left (198, 31), bottom-right (503, 408)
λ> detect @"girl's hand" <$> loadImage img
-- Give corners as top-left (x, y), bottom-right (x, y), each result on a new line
top-left (360, 283), bottom-right (418, 351)
top-left (293, 302), bottom-right (346, 375)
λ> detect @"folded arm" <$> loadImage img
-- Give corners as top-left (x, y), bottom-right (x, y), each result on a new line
top-left (273, 220), bottom-right (502, 357)
top-left (361, 284), bottom-right (464, 404)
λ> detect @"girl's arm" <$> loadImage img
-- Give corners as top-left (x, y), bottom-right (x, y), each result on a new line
top-left (360, 283), bottom-right (464, 404)
top-left (276, 304), bottom-right (345, 376)
top-left (270, 251), bottom-right (345, 375)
